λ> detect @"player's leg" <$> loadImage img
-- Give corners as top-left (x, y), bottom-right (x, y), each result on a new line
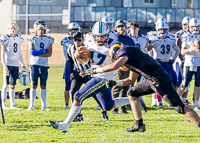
top-left (156, 81), bottom-right (200, 127)
top-left (64, 60), bottom-right (70, 110)
top-left (126, 80), bottom-right (154, 132)
top-left (9, 66), bottom-right (20, 110)
top-left (27, 65), bottom-right (39, 111)
top-left (40, 66), bottom-right (49, 110)
top-left (1, 67), bottom-right (9, 109)
top-left (193, 67), bottom-right (200, 110)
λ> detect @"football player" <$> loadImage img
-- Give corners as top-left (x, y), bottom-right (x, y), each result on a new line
top-left (175, 16), bottom-right (192, 106)
top-left (1, 21), bottom-right (26, 110)
top-left (148, 19), bottom-right (180, 108)
top-left (27, 19), bottom-right (54, 111)
top-left (85, 44), bottom-right (200, 132)
top-left (178, 18), bottom-right (200, 110)
top-left (48, 21), bottom-right (130, 133)
top-left (61, 22), bottom-right (81, 110)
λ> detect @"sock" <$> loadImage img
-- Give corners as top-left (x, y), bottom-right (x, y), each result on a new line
top-left (114, 97), bottom-right (129, 108)
top-left (182, 98), bottom-right (186, 102)
top-left (63, 105), bottom-right (82, 125)
top-left (159, 101), bottom-right (163, 104)
top-left (29, 88), bottom-right (37, 108)
top-left (198, 122), bottom-right (200, 128)
top-left (156, 93), bottom-right (162, 102)
top-left (9, 89), bottom-right (15, 107)
top-left (194, 101), bottom-right (199, 106)
top-left (136, 118), bottom-right (143, 126)
top-left (41, 89), bottom-right (47, 108)
top-left (1, 84), bottom-right (8, 106)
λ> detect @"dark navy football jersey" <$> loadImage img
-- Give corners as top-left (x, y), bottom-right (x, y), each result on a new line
top-left (116, 46), bottom-right (171, 84)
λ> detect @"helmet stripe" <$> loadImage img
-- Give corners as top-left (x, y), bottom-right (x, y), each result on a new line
top-left (162, 22), bottom-right (164, 27)
top-left (99, 21), bottom-right (102, 33)
top-left (73, 22), bottom-right (75, 26)
top-left (195, 18), bottom-right (197, 24)
top-left (105, 16), bottom-right (108, 21)
top-left (23, 75), bottom-right (25, 86)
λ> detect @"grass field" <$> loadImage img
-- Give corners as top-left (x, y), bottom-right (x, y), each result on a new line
top-left (0, 65), bottom-right (199, 143)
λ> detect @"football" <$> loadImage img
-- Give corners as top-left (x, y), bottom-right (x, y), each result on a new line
top-left (74, 46), bottom-right (90, 65)
top-left (194, 39), bottom-right (200, 49)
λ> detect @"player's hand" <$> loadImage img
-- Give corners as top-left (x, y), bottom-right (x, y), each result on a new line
top-left (85, 68), bottom-right (97, 75)
top-left (79, 71), bottom-right (87, 78)
top-left (5, 68), bottom-right (9, 76)
top-left (106, 80), bottom-right (116, 88)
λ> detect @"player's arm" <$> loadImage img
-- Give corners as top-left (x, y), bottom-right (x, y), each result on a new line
top-left (176, 38), bottom-right (183, 61)
top-left (181, 39), bottom-right (199, 55)
top-left (1, 44), bottom-right (9, 76)
top-left (19, 47), bottom-right (26, 68)
top-left (39, 44), bottom-right (53, 57)
top-left (172, 44), bottom-right (180, 61)
top-left (147, 45), bottom-right (154, 51)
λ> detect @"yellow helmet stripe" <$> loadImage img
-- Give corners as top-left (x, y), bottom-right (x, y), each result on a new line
top-left (109, 44), bottom-right (122, 59)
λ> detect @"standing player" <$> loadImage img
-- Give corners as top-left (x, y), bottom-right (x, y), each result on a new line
top-left (148, 20), bottom-right (180, 108)
top-left (27, 19), bottom-right (54, 111)
top-left (49, 21), bottom-right (130, 133)
top-left (178, 18), bottom-right (200, 110)
top-left (86, 44), bottom-right (200, 132)
top-left (1, 21), bottom-right (26, 110)
top-left (61, 22), bottom-right (81, 110)
top-left (175, 16), bottom-right (192, 105)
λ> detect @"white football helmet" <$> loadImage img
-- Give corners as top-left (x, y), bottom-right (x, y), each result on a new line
top-left (18, 69), bottom-right (31, 86)
top-left (182, 16), bottom-right (192, 30)
top-left (92, 21), bottom-right (110, 45)
top-left (155, 18), bottom-right (168, 30)
top-left (189, 18), bottom-right (200, 35)
top-left (101, 16), bottom-right (116, 25)
top-left (67, 22), bottom-right (81, 36)
top-left (33, 19), bottom-right (47, 34)
top-left (156, 21), bottom-right (169, 38)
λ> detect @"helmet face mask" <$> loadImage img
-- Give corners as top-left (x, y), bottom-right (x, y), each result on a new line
top-left (182, 16), bottom-right (192, 31)
top-left (92, 21), bottom-right (110, 46)
top-left (156, 21), bottom-right (169, 38)
top-left (34, 19), bottom-right (47, 35)
top-left (68, 22), bottom-right (81, 36)
top-left (189, 18), bottom-right (200, 35)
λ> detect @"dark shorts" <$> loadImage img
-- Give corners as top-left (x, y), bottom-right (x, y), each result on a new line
top-left (6, 66), bottom-right (19, 85)
top-left (182, 66), bottom-right (200, 87)
top-left (30, 65), bottom-right (49, 86)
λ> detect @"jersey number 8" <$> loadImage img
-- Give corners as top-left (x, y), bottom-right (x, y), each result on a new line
top-left (13, 43), bottom-right (18, 53)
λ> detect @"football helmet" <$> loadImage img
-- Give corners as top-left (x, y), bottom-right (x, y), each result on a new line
top-left (101, 16), bottom-right (116, 29)
top-left (109, 44), bottom-right (122, 61)
top-left (182, 16), bottom-right (192, 31)
top-left (92, 21), bottom-right (110, 45)
top-left (33, 19), bottom-right (47, 34)
top-left (155, 18), bottom-right (168, 30)
top-left (18, 68), bottom-right (31, 86)
top-left (156, 21), bottom-right (169, 38)
top-left (67, 22), bottom-right (81, 36)
top-left (189, 18), bottom-right (200, 35)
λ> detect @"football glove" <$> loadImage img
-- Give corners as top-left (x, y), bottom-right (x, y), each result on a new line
top-left (106, 80), bottom-right (116, 88)
top-left (85, 68), bottom-right (97, 75)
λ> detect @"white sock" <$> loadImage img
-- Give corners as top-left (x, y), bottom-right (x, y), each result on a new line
top-left (182, 98), bottom-right (186, 102)
top-left (41, 89), bottom-right (47, 108)
top-left (1, 84), bottom-right (8, 106)
top-left (194, 101), bottom-right (199, 106)
top-left (63, 105), bottom-right (82, 125)
top-left (9, 89), bottom-right (15, 107)
top-left (114, 97), bottom-right (129, 108)
top-left (29, 88), bottom-right (37, 108)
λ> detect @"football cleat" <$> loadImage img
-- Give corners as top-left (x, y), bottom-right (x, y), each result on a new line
top-left (73, 114), bottom-right (83, 122)
top-left (27, 106), bottom-right (35, 111)
top-left (41, 106), bottom-right (50, 111)
top-left (193, 104), bottom-right (199, 111)
top-left (101, 111), bottom-right (109, 120)
top-left (65, 105), bottom-right (70, 110)
top-left (10, 105), bottom-right (21, 110)
top-left (48, 121), bottom-right (69, 133)
top-left (125, 124), bottom-right (146, 133)
top-left (158, 102), bottom-right (165, 109)
top-left (2, 105), bottom-right (10, 110)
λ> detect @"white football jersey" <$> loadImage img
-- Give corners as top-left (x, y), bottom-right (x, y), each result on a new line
top-left (182, 32), bottom-right (200, 66)
top-left (131, 34), bottom-right (148, 53)
top-left (147, 31), bottom-right (175, 41)
top-left (1, 34), bottom-right (24, 67)
top-left (84, 33), bottom-right (95, 45)
top-left (84, 40), bottom-right (114, 80)
top-left (27, 35), bottom-right (54, 67)
top-left (149, 36), bottom-right (176, 61)
top-left (175, 30), bottom-right (189, 41)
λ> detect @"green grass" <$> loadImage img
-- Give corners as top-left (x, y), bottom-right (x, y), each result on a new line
top-left (0, 65), bottom-right (199, 142)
